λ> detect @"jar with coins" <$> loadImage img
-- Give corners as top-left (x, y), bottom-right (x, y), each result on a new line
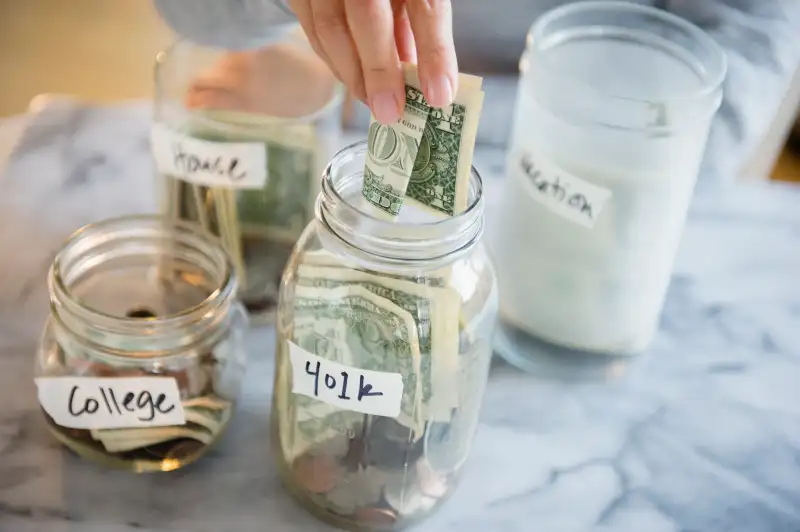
top-left (271, 141), bottom-right (498, 530)
top-left (34, 216), bottom-right (248, 472)
top-left (152, 25), bottom-right (344, 325)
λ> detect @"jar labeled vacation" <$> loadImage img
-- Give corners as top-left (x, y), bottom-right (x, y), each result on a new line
top-left (490, 1), bottom-right (727, 378)
top-left (151, 26), bottom-right (343, 324)
top-left (271, 142), bottom-right (497, 530)
top-left (34, 216), bottom-right (248, 472)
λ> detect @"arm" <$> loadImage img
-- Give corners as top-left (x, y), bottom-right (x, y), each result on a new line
top-left (662, 0), bottom-right (800, 181)
top-left (153, 0), bottom-right (296, 50)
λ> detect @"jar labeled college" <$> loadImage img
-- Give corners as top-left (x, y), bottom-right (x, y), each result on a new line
top-left (271, 142), bottom-right (497, 530)
top-left (490, 1), bottom-right (727, 378)
top-left (34, 216), bottom-right (248, 472)
top-left (151, 26), bottom-right (344, 324)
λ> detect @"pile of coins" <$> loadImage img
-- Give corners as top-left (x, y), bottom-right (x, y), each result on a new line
top-left (287, 417), bottom-right (453, 530)
top-left (41, 343), bottom-right (236, 472)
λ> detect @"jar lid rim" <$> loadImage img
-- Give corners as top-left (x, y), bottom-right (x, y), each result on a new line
top-left (50, 215), bottom-right (237, 329)
top-left (527, 0), bottom-right (727, 105)
top-left (318, 141), bottom-right (485, 264)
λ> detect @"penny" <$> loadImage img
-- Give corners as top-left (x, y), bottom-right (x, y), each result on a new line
top-left (353, 506), bottom-right (398, 527)
top-left (292, 453), bottom-right (342, 494)
top-left (163, 439), bottom-right (206, 461)
top-left (125, 307), bottom-right (157, 319)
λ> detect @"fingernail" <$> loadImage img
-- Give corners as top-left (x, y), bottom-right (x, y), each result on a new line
top-left (425, 75), bottom-right (453, 108)
top-left (371, 91), bottom-right (400, 124)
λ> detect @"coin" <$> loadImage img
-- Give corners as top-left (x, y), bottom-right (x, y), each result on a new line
top-left (161, 439), bottom-right (206, 463)
top-left (292, 452), bottom-right (342, 494)
top-left (416, 459), bottom-right (449, 498)
top-left (320, 435), bottom-right (351, 460)
top-left (353, 506), bottom-right (398, 527)
top-left (343, 435), bottom-right (367, 469)
top-left (367, 417), bottom-right (423, 469)
top-left (383, 484), bottom-right (428, 516)
top-left (324, 471), bottom-right (361, 514)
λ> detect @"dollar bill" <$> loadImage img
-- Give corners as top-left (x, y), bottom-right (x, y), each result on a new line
top-left (160, 110), bottom-right (323, 303)
top-left (403, 69), bottom-right (484, 217)
top-left (290, 284), bottom-right (424, 436)
top-left (362, 66), bottom-right (431, 219)
top-left (183, 395), bottom-right (233, 411)
top-left (299, 249), bottom-right (449, 288)
top-left (89, 401), bottom-right (232, 453)
top-left (360, 66), bottom-right (484, 220)
top-left (289, 320), bottom-right (360, 454)
top-left (295, 264), bottom-right (461, 421)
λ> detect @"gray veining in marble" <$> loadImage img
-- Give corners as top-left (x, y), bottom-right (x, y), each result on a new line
top-left (0, 101), bottom-right (799, 532)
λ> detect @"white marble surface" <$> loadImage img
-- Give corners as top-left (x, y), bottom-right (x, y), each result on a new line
top-left (1, 101), bottom-right (799, 532)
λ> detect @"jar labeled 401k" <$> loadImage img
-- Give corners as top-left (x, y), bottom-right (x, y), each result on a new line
top-left (151, 25), bottom-right (344, 324)
top-left (271, 142), bottom-right (498, 530)
top-left (34, 216), bottom-right (248, 472)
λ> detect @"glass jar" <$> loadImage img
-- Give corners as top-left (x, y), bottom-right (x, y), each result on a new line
top-left (271, 141), bottom-right (497, 530)
top-left (34, 216), bottom-right (248, 472)
top-left (490, 1), bottom-right (727, 379)
top-left (152, 26), bottom-right (344, 325)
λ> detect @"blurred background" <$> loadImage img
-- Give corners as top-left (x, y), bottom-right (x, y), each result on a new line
top-left (1, 0), bottom-right (798, 181)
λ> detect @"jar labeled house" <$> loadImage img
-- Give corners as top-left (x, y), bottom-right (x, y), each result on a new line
top-left (152, 26), bottom-right (344, 324)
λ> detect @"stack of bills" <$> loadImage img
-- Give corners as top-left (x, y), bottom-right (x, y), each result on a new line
top-left (285, 64), bottom-right (485, 441)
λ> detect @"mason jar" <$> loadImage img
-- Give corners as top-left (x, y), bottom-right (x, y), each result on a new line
top-left (271, 141), bottom-right (497, 530)
top-left (151, 26), bottom-right (344, 325)
top-left (490, 1), bottom-right (727, 379)
top-left (34, 216), bottom-right (248, 472)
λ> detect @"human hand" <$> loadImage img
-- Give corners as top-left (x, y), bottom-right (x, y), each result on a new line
top-left (184, 45), bottom-right (338, 119)
top-left (288, 0), bottom-right (457, 124)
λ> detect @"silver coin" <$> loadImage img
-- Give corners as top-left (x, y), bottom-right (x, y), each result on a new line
top-left (416, 459), bottom-right (449, 498)
top-left (323, 472), bottom-right (361, 515)
top-left (320, 435), bottom-right (351, 460)
top-left (324, 465), bottom-right (388, 514)
top-left (383, 482), bottom-right (437, 517)
top-left (367, 418), bottom-right (422, 469)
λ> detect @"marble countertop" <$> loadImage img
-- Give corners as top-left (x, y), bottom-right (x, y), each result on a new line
top-left (0, 101), bottom-right (799, 532)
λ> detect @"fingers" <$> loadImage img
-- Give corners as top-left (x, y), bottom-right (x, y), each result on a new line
top-left (393, 3), bottom-right (417, 64)
top-left (406, 0), bottom-right (457, 107)
top-left (288, 0), bottom-right (327, 64)
top-left (310, 0), bottom-right (367, 103)
top-left (345, 0), bottom-right (403, 124)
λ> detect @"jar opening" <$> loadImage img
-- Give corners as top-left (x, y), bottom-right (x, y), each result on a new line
top-left (318, 141), bottom-right (485, 264)
top-left (525, 0), bottom-right (727, 131)
top-left (49, 215), bottom-right (237, 343)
